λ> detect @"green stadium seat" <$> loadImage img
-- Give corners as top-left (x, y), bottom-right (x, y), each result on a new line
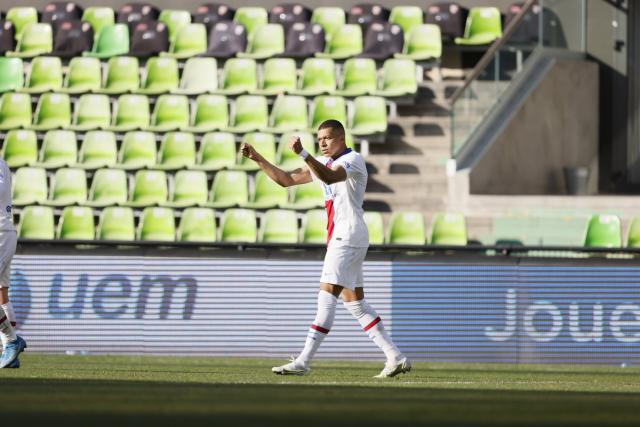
top-left (83, 24), bottom-right (129, 58)
top-left (316, 24), bottom-right (363, 59)
top-left (6, 7), bottom-right (38, 40)
top-left (174, 57), bottom-right (217, 95)
top-left (157, 131), bottom-right (196, 169)
top-left (627, 216), bottom-right (640, 248)
top-left (58, 206), bottom-right (95, 240)
top-left (178, 207), bottom-right (217, 242)
top-left (282, 181), bottom-right (323, 210)
top-left (0, 58), bottom-right (24, 93)
top-left (350, 96), bottom-right (388, 137)
top-left (265, 95), bottom-right (308, 133)
top-left (31, 93), bottom-right (72, 131)
top-left (584, 214), bottom-right (621, 248)
top-left (292, 58), bottom-right (336, 97)
top-left (86, 168), bottom-right (128, 207)
top-left (22, 56), bottom-right (62, 94)
top-left (220, 208), bottom-right (257, 243)
top-left (81, 7), bottom-right (116, 39)
top-left (254, 58), bottom-right (296, 96)
top-left (186, 94), bottom-right (228, 133)
top-left (301, 209), bottom-right (327, 244)
top-left (164, 170), bottom-right (208, 207)
top-left (36, 130), bottom-right (77, 169)
top-left (150, 95), bottom-right (189, 132)
top-left (6, 23), bottom-right (53, 58)
top-left (193, 132), bottom-right (236, 171)
top-left (455, 7), bottom-right (502, 46)
top-left (1, 130), bottom-right (37, 168)
top-left (98, 56), bottom-right (140, 94)
top-left (158, 9), bottom-right (192, 42)
top-left (216, 58), bottom-right (257, 96)
top-left (109, 94), bottom-right (150, 131)
top-left (430, 212), bottom-right (467, 245)
top-left (345, 131), bottom-right (355, 149)
top-left (44, 167), bottom-right (87, 206)
top-left (138, 57), bottom-right (179, 95)
top-left (238, 24), bottom-right (285, 59)
top-left (395, 25), bottom-right (442, 61)
top-left (207, 170), bottom-right (248, 208)
top-left (138, 207), bottom-right (175, 241)
top-left (70, 94), bottom-right (111, 131)
top-left (97, 206), bottom-right (135, 240)
top-left (387, 211), bottom-right (426, 245)
top-left (11, 166), bottom-right (48, 206)
top-left (260, 209), bottom-right (298, 243)
top-left (0, 92), bottom-right (32, 130)
top-left (376, 58), bottom-right (418, 97)
top-left (277, 131), bottom-right (315, 170)
top-left (245, 170), bottom-right (288, 209)
top-left (236, 132), bottom-right (275, 171)
top-left (162, 23), bottom-right (207, 59)
top-left (336, 58), bottom-right (376, 97)
top-left (389, 6), bottom-right (424, 35)
top-left (126, 169), bottom-right (168, 207)
top-left (233, 7), bottom-right (268, 35)
top-left (311, 96), bottom-right (347, 130)
top-left (229, 95), bottom-right (268, 133)
top-left (78, 131), bottom-right (118, 169)
top-left (18, 205), bottom-right (55, 239)
top-left (310, 7), bottom-right (345, 41)
top-left (364, 211), bottom-right (384, 245)
top-left (62, 57), bottom-right (102, 94)
top-left (118, 131), bottom-right (157, 170)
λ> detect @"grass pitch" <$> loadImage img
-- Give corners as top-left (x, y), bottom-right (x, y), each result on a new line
top-left (1, 355), bottom-right (639, 426)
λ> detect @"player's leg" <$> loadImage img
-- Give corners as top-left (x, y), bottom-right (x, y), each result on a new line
top-left (0, 231), bottom-right (25, 369)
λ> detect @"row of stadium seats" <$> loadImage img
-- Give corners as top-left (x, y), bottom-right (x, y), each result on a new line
top-left (583, 214), bottom-right (640, 249)
top-left (17, 205), bottom-right (467, 245)
top-left (0, 93), bottom-right (387, 137)
top-left (2, 130), bottom-right (339, 171)
top-left (0, 56), bottom-right (418, 98)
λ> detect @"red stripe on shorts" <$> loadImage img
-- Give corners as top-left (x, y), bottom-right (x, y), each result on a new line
top-left (311, 324), bottom-right (330, 334)
top-left (363, 316), bottom-right (381, 331)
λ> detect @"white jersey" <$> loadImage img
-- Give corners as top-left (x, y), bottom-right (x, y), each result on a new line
top-left (0, 160), bottom-right (15, 232)
top-left (311, 148), bottom-right (369, 248)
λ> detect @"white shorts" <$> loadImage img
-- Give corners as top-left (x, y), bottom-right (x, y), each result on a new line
top-left (320, 245), bottom-right (368, 290)
top-left (0, 231), bottom-right (17, 289)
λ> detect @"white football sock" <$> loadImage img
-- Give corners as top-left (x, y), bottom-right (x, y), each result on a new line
top-left (344, 299), bottom-right (403, 363)
top-left (2, 302), bottom-right (16, 327)
top-left (295, 290), bottom-right (337, 366)
top-left (0, 314), bottom-right (16, 348)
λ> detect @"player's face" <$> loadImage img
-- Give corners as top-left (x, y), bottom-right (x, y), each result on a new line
top-left (317, 127), bottom-right (346, 158)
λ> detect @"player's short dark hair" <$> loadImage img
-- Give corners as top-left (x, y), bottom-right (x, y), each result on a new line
top-left (317, 119), bottom-right (345, 138)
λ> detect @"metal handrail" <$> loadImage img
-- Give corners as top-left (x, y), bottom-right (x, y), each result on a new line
top-left (448, 0), bottom-right (537, 106)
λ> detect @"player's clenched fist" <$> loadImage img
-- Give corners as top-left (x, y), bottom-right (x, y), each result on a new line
top-left (240, 142), bottom-right (259, 161)
top-left (288, 136), bottom-right (303, 155)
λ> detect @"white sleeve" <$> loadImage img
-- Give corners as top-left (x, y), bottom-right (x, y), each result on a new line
top-left (333, 154), bottom-right (365, 178)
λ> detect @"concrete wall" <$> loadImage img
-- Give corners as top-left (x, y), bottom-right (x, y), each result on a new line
top-left (468, 58), bottom-right (599, 194)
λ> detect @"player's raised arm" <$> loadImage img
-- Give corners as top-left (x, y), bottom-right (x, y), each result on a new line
top-left (240, 141), bottom-right (311, 187)
top-left (289, 136), bottom-right (346, 185)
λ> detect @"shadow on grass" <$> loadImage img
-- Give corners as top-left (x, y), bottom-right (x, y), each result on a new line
top-left (1, 378), bottom-right (639, 427)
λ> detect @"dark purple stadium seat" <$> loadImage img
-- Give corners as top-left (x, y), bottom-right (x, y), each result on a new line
top-left (194, 3), bottom-right (235, 34)
top-left (201, 21), bottom-right (247, 58)
top-left (278, 22), bottom-right (324, 59)
top-left (357, 22), bottom-right (404, 60)
top-left (505, 2), bottom-right (540, 44)
top-left (425, 2), bottom-right (468, 43)
top-left (269, 3), bottom-right (312, 35)
top-left (42, 2), bottom-right (84, 25)
top-left (0, 20), bottom-right (16, 55)
top-left (348, 3), bottom-right (390, 34)
top-left (51, 20), bottom-right (93, 58)
top-left (117, 2), bottom-right (161, 35)
top-left (129, 21), bottom-right (169, 58)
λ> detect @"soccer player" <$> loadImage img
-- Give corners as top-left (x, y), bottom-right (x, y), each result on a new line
top-left (241, 120), bottom-right (411, 378)
top-left (0, 158), bottom-right (26, 369)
